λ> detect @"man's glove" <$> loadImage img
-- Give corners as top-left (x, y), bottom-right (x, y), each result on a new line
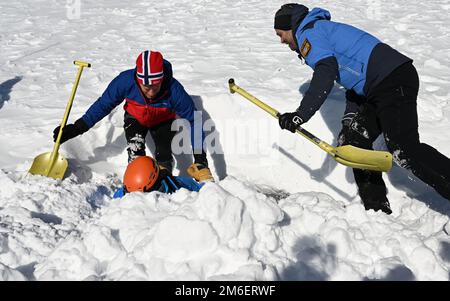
top-left (278, 111), bottom-right (304, 133)
top-left (53, 118), bottom-right (89, 144)
top-left (188, 154), bottom-right (214, 182)
top-left (187, 163), bottom-right (214, 183)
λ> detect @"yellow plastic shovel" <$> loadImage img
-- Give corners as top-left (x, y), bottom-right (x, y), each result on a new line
top-left (228, 79), bottom-right (393, 172)
top-left (29, 61), bottom-right (91, 180)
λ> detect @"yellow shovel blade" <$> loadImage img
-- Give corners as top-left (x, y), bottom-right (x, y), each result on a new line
top-left (29, 152), bottom-right (68, 180)
top-left (333, 145), bottom-right (393, 172)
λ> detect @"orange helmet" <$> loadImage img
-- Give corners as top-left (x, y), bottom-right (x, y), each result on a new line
top-left (123, 156), bottom-right (160, 192)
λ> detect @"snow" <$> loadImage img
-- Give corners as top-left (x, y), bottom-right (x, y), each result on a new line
top-left (1, 0), bottom-right (450, 281)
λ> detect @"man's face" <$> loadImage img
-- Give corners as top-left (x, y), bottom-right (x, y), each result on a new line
top-left (275, 29), bottom-right (298, 51)
top-left (139, 82), bottom-right (162, 99)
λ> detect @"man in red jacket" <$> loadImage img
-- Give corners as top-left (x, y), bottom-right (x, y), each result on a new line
top-left (53, 50), bottom-right (214, 182)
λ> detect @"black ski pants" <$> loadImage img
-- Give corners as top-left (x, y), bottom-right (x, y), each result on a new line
top-left (339, 62), bottom-right (450, 202)
top-left (124, 112), bottom-right (176, 170)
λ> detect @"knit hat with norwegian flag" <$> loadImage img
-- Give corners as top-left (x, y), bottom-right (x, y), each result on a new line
top-left (135, 50), bottom-right (164, 85)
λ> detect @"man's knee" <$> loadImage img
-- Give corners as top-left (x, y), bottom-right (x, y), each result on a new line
top-left (338, 124), bottom-right (372, 149)
top-left (127, 133), bottom-right (146, 163)
top-left (385, 138), bottom-right (419, 169)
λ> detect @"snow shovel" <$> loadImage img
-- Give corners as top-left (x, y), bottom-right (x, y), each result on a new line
top-left (228, 79), bottom-right (393, 172)
top-left (29, 61), bottom-right (91, 180)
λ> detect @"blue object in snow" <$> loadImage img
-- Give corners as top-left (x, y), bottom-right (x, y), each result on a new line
top-left (113, 176), bottom-right (204, 199)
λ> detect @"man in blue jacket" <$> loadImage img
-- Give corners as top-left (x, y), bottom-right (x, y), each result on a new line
top-left (53, 50), bottom-right (213, 182)
top-left (274, 3), bottom-right (450, 214)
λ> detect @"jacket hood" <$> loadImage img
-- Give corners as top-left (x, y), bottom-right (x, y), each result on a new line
top-left (295, 7), bottom-right (331, 32)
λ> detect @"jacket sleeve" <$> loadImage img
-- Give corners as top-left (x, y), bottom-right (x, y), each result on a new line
top-left (169, 79), bottom-right (205, 153)
top-left (296, 56), bottom-right (338, 122)
top-left (81, 73), bottom-right (128, 128)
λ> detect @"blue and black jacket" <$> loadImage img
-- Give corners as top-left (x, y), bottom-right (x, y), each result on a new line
top-left (291, 7), bottom-right (412, 123)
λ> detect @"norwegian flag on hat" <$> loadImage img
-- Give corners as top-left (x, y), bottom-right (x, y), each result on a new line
top-left (135, 50), bottom-right (164, 85)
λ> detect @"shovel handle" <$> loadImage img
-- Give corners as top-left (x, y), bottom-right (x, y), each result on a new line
top-left (54, 61), bottom-right (91, 145)
top-left (74, 61), bottom-right (91, 68)
top-left (49, 60), bottom-right (90, 175)
top-left (229, 78), bottom-right (327, 146)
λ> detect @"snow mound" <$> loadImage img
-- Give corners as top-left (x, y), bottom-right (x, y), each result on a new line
top-left (1, 171), bottom-right (448, 280)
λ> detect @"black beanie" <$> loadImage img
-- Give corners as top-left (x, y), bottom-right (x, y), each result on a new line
top-left (274, 3), bottom-right (308, 30)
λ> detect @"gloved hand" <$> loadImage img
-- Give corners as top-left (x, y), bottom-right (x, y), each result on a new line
top-left (278, 111), bottom-right (304, 133)
top-left (53, 118), bottom-right (89, 144)
top-left (188, 152), bottom-right (214, 182)
top-left (187, 163), bottom-right (214, 183)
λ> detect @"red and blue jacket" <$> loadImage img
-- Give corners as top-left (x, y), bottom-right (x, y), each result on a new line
top-left (81, 60), bottom-right (204, 150)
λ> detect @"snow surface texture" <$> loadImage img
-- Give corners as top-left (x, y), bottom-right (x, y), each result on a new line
top-left (1, 0), bottom-right (450, 280)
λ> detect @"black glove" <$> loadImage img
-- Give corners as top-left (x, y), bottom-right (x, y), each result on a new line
top-left (345, 89), bottom-right (366, 105)
top-left (53, 118), bottom-right (89, 144)
top-left (278, 111), bottom-right (304, 133)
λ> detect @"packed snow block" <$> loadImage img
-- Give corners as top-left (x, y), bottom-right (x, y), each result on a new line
top-left (244, 193), bottom-right (284, 225)
top-left (232, 206), bottom-right (256, 250)
top-left (213, 178), bottom-right (286, 256)
top-left (219, 178), bottom-right (284, 225)
top-left (194, 183), bottom-right (244, 243)
top-left (84, 225), bottom-right (125, 262)
top-left (152, 216), bottom-right (219, 262)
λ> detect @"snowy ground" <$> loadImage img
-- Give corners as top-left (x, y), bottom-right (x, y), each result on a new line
top-left (1, 0), bottom-right (450, 280)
